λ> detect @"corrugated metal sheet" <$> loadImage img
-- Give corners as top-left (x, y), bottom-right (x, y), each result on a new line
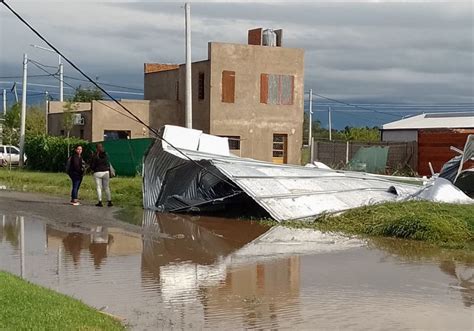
top-left (143, 126), bottom-right (423, 222)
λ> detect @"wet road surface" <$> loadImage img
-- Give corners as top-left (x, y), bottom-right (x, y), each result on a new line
top-left (0, 191), bottom-right (473, 330)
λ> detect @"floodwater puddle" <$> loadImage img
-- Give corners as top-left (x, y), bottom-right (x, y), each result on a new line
top-left (0, 212), bottom-right (472, 329)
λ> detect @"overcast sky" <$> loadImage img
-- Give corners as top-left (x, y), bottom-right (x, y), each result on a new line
top-left (0, 1), bottom-right (473, 127)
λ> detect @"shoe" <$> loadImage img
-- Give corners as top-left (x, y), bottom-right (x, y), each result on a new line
top-left (107, 201), bottom-right (113, 207)
top-left (95, 201), bottom-right (103, 207)
top-left (72, 202), bottom-right (80, 206)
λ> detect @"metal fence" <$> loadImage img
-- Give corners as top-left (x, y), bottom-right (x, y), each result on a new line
top-left (311, 139), bottom-right (418, 173)
top-left (99, 138), bottom-right (153, 176)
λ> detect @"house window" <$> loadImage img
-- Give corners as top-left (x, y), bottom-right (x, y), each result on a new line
top-left (176, 81), bottom-right (179, 101)
top-left (80, 129), bottom-right (84, 139)
top-left (198, 72), bottom-right (205, 100)
top-left (218, 135), bottom-right (241, 150)
top-left (221, 70), bottom-right (235, 103)
top-left (104, 130), bottom-right (131, 140)
top-left (60, 130), bottom-right (65, 136)
top-left (260, 74), bottom-right (294, 105)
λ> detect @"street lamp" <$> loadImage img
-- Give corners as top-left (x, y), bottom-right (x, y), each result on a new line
top-left (30, 44), bottom-right (64, 102)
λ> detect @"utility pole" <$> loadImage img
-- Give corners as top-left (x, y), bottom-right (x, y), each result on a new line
top-left (308, 89), bottom-right (313, 147)
top-left (59, 61), bottom-right (64, 102)
top-left (2, 89), bottom-right (6, 115)
top-left (19, 53), bottom-right (27, 168)
top-left (185, 2), bottom-right (192, 129)
top-left (30, 45), bottom-right (63, 102)
top-left (328, 106), bottom-right (332, 141)
top-left (12, 83), bottom-right (18, 103)
top-left (45, 91), bottom-right (49, 134)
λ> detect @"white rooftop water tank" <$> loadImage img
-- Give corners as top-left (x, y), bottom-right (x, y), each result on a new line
top-left (262, 29), bottom-right (277, 47)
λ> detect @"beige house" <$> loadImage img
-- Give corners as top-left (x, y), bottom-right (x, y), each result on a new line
top-left (48, 99), bottom-right (177, 142)
top-left (145, 28), bottom-right (305, 164)
top-left (49, 28), bottom-right (305, 164)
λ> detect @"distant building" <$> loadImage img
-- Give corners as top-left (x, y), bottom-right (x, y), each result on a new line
top-left (381, 112), bottom-right (474, 175)
top-left (47, 99), bottom-right (177, 142)
top-left (48, 28), bottom-right (305, 164)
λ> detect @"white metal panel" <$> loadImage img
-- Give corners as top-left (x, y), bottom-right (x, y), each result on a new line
top-left (162, 125), bottom-right (202, 151)
top-left (198, 133), bottom-right (230, 156)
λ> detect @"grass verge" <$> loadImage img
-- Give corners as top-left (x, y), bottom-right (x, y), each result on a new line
top-left (0, 168), bottom-right (142, 208)
top-left (0, 271), bottom-right (124, 330)
top-left (280, 201), bottom-right (474, 249)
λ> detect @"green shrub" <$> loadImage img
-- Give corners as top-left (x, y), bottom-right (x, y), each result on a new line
top-left (25, 135), bottom-right (93, 172)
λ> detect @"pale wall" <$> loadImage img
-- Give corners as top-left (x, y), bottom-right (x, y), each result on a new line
top-left (208, 42), bottom-right (305, 164)
top-left (177, 60), bottom-right (211, 132)
top-left (144, 69), bottom-right (180, 101)
top-left (48, 99), bottom-right (179, 142)
top-left (91, 100), bottom-right (151, 141)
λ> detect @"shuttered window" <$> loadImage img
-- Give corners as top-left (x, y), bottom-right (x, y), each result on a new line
top-left (198, 72), bottom-right (205, 100)
top-left (260, 74), bottom-right (294, 105)
top-left (221, 70), bottom-right (235, 103)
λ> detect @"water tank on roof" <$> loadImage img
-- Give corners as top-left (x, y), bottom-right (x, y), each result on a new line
top-left (262, 29), bottom-right (277, 47)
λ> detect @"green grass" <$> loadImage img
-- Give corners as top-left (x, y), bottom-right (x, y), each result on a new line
top-left (0, 272), bottom-right (124, 330)
top-left (300, 145), bottom-right (310, 165)
top-left (279, 201), bottom-right (474, 249)
top-left (0, 168), bottom-right (142, 208)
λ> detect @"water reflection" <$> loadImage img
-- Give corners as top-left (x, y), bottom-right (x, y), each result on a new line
top-left (369, 238), bottom-right (474, 308)
top-left (0, 212), bottom-right (473, 329)
top-left (61, 227), bottom-right (112, 269)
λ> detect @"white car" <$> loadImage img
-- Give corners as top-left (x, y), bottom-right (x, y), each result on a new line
top-left (0, 145), bottom-right (27, 166)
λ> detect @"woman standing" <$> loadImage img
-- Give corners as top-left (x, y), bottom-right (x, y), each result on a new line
top-left (67, 145), bottom-right (85, 206)
top-left (90, 143), bottom-right (113, 207)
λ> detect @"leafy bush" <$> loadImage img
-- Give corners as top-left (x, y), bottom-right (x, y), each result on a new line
top-left (25, 135), bottom-right (93, 172)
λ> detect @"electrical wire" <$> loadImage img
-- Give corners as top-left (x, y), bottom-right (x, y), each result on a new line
top-left (312, 93), bottom-right (404, 118)
top-left (28, 58), bottom-right (58, 69)
top-left (63, 75), bottom-right (143, 92)
top-left (0, 74), bottom-right (51, 79)
top-left (95, 100), bottom-right (145, 122)
top-left (1, 0), bottom-right (237, 188)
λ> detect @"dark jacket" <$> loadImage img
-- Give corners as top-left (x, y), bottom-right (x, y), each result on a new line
top-left (68, 154), bottom-right (85, 178)
top-left (90, 152), bottom-right (110, 173)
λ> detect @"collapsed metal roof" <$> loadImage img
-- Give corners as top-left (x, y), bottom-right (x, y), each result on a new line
top-left (143, 126), bottom-right (430, 222)
top-left (143, 125), bottom-right (426, 221)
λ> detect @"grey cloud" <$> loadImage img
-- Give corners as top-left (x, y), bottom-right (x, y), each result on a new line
top-left (0, 1), bottom-right (472, 106)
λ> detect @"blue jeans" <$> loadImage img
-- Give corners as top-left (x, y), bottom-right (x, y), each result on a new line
top-left (70, 175), bottom-right (83, 201)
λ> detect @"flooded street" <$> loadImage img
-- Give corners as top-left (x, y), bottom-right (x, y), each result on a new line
top-left (1, 210), bottom-right (473, 330)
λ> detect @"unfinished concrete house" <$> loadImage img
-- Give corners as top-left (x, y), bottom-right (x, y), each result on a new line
top-left (145, 28), bottom-right (305, 164)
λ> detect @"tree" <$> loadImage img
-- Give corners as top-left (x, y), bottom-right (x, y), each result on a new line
top-left (73, 86), bottom-right (103, 102)
top-left (25, 106), bottom-right (46, 136)
top-left (63, 101), bottom-right (78, 157)
top-left (2, 103), bottom-right (21, 146)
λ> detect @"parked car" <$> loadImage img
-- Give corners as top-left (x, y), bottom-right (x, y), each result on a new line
top-left (0, 145), bottom-right (27, 166)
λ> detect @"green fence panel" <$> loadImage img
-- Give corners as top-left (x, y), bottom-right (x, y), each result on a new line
top-left (347, 146), bottom-right (389, 174)
top-left (94, 138), bottom-right (154, 176)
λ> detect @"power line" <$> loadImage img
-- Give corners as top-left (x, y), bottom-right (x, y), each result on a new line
top-left (1, 0), bottom-right (237, 188)
top-left (95, 100), bottom-right (144, 122)
top-left (28, 58), bottom-right (58, 69)
top-left (63, 75), bottom-right (143, 92)
top-left (27, 59), bottom-right (143, 92)
top-left (311, 93), bottom-right (404, 118)
top-left (0, 74), bottom-right (51, 79)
